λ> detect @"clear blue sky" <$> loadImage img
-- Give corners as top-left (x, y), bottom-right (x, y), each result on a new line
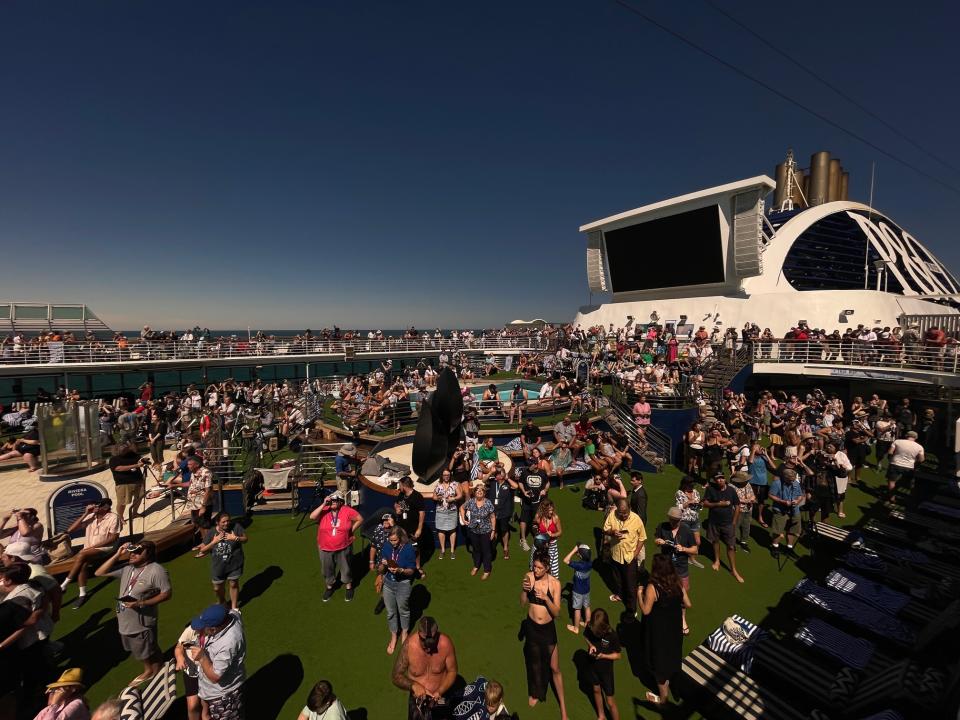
top-left (2, 1), bottom-right (958, 330)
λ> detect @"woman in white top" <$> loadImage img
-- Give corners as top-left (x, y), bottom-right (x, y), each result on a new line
top-left (297, 680), bottom-right (349, 720)
top-left (432, 470), bottom-right (462, 559)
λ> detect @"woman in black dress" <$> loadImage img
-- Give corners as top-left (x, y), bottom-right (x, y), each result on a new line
top-left (639, 555), bottom-right (691, 705)
top-left (583, 607), bottom-right (622, 720)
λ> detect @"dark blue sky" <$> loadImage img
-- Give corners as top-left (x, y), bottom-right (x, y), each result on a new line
top-left (2, 1), bottom-right (958, 330)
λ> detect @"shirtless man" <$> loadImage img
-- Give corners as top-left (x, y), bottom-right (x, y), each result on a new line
top-left (391, 616), bottom-right (458, 719)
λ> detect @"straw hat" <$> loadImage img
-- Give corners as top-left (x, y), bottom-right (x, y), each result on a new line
top-left (46, 668), bottom-right (85, 690)
top-left (338, 443), bottom-right (357, 457)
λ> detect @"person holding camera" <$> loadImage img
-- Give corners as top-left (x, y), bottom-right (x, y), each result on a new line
top-left (60, 499), bottom-right (123, 608)
top-left (197, 513), bottom-right (247, 611)
top-left (109, 442), bottom-right (147, 527)
top-left (0, 507), bottom-right (44, 555)
top-left (94, 540), bottom-right (172, 685)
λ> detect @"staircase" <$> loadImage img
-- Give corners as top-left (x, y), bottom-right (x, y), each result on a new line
top-left (606, 384), bottom-right (670, 471)
top-left (697, 345), bottom-right (753, 426)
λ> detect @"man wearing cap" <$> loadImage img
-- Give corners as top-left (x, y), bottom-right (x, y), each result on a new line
top-left (702, 473), bottom-right (744, 583)
top-left (109, 441), bottom-right (148, 527)
top-left (188, 604), bottom-right (247, 720)
top-left (95, 540), bottom-right (172, 684)
top-left (310, 490), bottom-right (363, 602)
top-left (886, 430), bottom-right (925, 502)
top-left (335, 443), bottom-right (359, 495)
top-left (769, 467), bottom-right (804, 558)
top-left (654, 507), bottom-right (698, 634)
top-left (60, 498), bottom-right (123, 608)
top-left (369, 512), bottom-right (397, 615)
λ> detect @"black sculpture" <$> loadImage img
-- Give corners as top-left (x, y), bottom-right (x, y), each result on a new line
top-left (412, 367), bottom-right (464, 483)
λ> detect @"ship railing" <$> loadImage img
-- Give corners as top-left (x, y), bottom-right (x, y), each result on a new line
top-left (751, 339), bottom-right (960, 374)
top-left (0, 336), bottom-right (553, 366)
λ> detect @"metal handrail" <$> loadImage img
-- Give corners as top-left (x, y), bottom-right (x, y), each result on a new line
top-left (751, 339), bottom-right (960, 374)
top-left (0, 336), bottom-right (552, 367)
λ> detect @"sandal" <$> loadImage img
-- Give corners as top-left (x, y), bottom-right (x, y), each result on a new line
top-left (194, 552), bottom-right (206, 559)
top-left (682, 625), bottom-right (690, 636)
top-left (645, 691), bottom-right (662, 705)
top-left (609, 594), bottom-right (621, 603)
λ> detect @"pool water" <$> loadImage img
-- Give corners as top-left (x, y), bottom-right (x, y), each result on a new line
top-left (469, 380), bottom-right (542, 402)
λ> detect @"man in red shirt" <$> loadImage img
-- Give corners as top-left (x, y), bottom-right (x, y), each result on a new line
top-left (310, 491), bottom-right (363, 602)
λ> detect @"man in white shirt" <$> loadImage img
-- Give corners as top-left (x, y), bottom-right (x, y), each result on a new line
top-left (886, 430), bottom-right (925, 502)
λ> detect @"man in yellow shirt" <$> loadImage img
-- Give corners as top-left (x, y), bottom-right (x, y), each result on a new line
top-left (602, 498), bottom-right (646, 618)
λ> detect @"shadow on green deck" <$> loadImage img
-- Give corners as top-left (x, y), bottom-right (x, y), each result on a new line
top-left (49, 454), bottom-right (890, 719)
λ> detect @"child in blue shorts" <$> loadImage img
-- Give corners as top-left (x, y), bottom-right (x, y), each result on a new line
top-left (563, 544), bottom-right (593, 634)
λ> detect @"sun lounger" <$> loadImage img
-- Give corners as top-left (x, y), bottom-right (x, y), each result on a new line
top-left (918, 500), bottom-right (960, 519)
top-left (793, 617), bottom-right (875, 670)
top-left (792, 579), bottom-right (916, 646)
top-left (886, 509), bottom-right (960, 541)
top-left (823, 570), bottom-right (935, 623)
top-left (681, 645), bottom-right (830, 720)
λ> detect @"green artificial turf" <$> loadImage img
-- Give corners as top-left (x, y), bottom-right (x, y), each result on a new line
top-left (52, 459), bottom-right (886, 719)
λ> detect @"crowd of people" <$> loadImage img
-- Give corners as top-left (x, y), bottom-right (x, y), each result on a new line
top-left (0, 310), bottom-right (945, 720)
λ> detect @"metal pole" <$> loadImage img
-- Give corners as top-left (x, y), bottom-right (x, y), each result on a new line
top-left (864, 161), bottom-right (876, 289)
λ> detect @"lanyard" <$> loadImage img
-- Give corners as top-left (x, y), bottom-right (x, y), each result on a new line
top-left (124, 567), bottom-right (146, 597)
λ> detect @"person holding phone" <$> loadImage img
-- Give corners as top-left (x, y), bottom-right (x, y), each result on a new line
top-left (601, 499), bottom-right (646, 618)
top-left (377, 527), bottom-right (417, 655)
top-left (94, 540), bottom-right (172, 685)
top-left (197, 513), bottom-right (248, 610)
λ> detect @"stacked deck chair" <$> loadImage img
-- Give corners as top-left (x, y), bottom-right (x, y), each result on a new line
top-left (792, 579), bottom-right (916, 648)
top-left (918, 499), bottom-right (960, 520)
top-left (862, 519), bottom-right (959, 555)
top-left (885, 507), bottom-right (960, 542)
top-left (680, 644), bottom-right (831, 720)
top-left (840, 547), bottom-right (958, 606)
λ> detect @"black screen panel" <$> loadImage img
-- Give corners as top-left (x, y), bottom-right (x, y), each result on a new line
top-left (604, 205), bottom-right (725, 291)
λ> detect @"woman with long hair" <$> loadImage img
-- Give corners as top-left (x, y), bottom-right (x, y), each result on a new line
top-left (432, 470), bottom-right (462, 559)
top-left (531, 499), bottom-right (562, 577)
top-left (639, 555), bottom-right (691, 706)
top-left (520, 550), bottom-right (569, 719)
top-left (584, 607), bottom-right (622, 720)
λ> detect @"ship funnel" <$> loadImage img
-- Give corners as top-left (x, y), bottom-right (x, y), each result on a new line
top-left (828, 158), bottom-right (842, 202)
top-left (840, 171), bottom-right (849, 200)
top-left (774, 162), bottom-right (788, 207)
top-left (808, 151), bottom-right (831, 206)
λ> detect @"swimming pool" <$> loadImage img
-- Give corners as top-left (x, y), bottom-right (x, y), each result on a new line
top-left (469, 380), bottom-right (542, 402)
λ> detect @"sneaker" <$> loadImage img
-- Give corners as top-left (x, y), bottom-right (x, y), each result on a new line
top-left (739, 542), bottom-right (751, 554)
top-left (520, 539), bottom-right (530, 552)
top-left (784, 546), bottom-right (799, 559)
top-left (450, 553), bottom-right (455, 560)
top-left (322, 588), bottom-right (334, 602)
top-left (72, 595), bottom-right (89, 610)
top-left (770, 546), bottom-right (780, 559)
top-left (373, 598), bottom-right (385, 615)
top-left (690, 557), bottom-right (705, 569)
top-left (345, 587), bottom-right (355, 602)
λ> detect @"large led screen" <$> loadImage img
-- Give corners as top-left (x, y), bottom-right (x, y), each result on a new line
top-left (604, 205), bottom-right (725, 291)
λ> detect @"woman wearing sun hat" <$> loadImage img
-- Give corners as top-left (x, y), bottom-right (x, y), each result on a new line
top-left (33, 668), bottom-right (89, 720)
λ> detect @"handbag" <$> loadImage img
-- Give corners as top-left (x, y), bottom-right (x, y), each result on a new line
top-left (43, 532), bottom-right (74, 562)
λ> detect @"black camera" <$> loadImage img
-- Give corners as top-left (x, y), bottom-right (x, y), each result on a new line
top-left (140, 457), bottom-right (152, 466)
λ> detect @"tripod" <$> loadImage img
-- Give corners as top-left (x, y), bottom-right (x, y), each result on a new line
top-left (295, 468), bottom-right (331, 531)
